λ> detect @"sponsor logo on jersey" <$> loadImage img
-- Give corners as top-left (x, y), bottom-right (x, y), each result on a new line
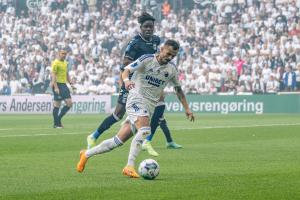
top-left (145, 75), bottom-right (165, 87)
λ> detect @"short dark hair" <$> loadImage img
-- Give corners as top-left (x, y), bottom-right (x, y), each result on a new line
top-left (138, 12), bottom-right (155, 25)
top-left (164, 40), bottom-right (180, 50)
top-left (59, 47), bottom-right (69, 53)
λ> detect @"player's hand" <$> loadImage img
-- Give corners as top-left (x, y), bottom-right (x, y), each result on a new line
top-left (70, 83), bottom-right (76, 90)
top-left (185, 109), bottom-right (195, 122)
top-left (125, 80), bottom-right (135, 90)
top-left (54, 87), bottom-right (60, 94)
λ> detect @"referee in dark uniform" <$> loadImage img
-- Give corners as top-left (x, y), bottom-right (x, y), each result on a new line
top-left (51, 49), bottom-right (73, 128)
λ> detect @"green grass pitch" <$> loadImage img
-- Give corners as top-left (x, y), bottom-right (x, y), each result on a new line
top-left (0, 114), bottom-right (300, 200)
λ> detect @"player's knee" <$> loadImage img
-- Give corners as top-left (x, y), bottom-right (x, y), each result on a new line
top-left (138, 126), bottom-right (151, 139)
top-left (53, 101), bottom-right (61, 108)
top-left (159, 117), bottom-right (165, 123)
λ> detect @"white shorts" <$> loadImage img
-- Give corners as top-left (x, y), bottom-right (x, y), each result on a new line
top-left (126, 101), bottom-right (151, 125)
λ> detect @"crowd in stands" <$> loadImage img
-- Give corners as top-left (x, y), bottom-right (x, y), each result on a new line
top-left (1, 0), bottom-right (300, 96)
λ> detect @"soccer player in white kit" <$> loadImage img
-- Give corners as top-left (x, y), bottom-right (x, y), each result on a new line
top-left (77, 40), bottom-right (195, 178)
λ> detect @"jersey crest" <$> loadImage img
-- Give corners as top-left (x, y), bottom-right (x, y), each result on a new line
top-left (153, 43), bottom-right (157, 51)
top-left (164, 72), bottom-right (169, 78)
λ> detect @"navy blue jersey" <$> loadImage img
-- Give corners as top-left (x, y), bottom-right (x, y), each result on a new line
top-left (117, 34), bottom-right (161, 105)
top-left (120, 34), bottom-right (160, 71)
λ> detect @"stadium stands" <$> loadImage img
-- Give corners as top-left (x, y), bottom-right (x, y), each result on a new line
top-left (0, 0), bottom-right (300, 95)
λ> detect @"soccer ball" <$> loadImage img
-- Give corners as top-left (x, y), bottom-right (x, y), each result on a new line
top-left (138, 159), bottom-right (160, 180)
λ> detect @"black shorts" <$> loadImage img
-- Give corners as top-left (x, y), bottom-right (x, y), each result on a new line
top-left (52, 83), bottom-right (71, 101)
top-left (117, 85), bottom-right (129, 105)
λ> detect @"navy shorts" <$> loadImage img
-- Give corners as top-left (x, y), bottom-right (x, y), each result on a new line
top-left (117, 85), bottom-right (129, 105)
top-left (52, 83), bottom-right (71, 101)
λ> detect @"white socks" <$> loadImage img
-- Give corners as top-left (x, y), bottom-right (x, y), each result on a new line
top-left (127, 127), bottom-right (151, 167)
top-left (86, 136), bottom-right (123, 158)
top-left (85, 126), bottom-right (151, 168)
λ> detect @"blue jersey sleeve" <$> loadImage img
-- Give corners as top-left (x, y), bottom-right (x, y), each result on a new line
top-left (154, 35), bottom-right (161, 46)
top-left (124, 40), bottom-right (138, 61)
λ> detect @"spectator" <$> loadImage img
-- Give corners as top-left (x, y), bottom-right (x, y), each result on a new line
top-left (296, 64), bottom-right (300, 91)
top-left (32, 72), bottom-right (43, 94)
top-left (266, 75), bottom-right (279, 93)
top-left (233, 53), bottom-right (245, 78)
top-left (162, 0), bottom-right (171, 17)
top-left (2, 81), bottom-right (11, 95)
top-left (209, 81), bottom-right (218, 95)
top-left (283, 65), bottom-right (297, 91)
top-left (252, 76), bottom-right (264, 94)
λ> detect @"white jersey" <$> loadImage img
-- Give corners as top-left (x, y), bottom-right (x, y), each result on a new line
top-left (125, 54), bottom-right (179, 116)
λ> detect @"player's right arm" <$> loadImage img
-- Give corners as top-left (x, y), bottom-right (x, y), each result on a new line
top-left (122, 57), bottom-right (149, 90)
top-left (119, 57), bottom-right (134, 86)
top-left (122, 60), bottom-right (141, 90)
top-left (122, 68), bottom-right (134, 90)
top-left (51, 61), bottom-right (59, 94)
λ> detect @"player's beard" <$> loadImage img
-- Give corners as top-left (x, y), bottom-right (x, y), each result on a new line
top-left (163, 58), bottom-right (171, 64)
top-left (156, 55), bottom-right (169, 65)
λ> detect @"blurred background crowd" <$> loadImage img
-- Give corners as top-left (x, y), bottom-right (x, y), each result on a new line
top-left (1, 0), bottom-right (300, 95)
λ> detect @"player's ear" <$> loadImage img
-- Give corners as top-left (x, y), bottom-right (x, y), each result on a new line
top-left (160, 46), bottom-right (164, 52)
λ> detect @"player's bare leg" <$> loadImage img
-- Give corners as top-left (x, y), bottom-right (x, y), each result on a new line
top-left (87, 102), bottom-right (126, 149)
top-left (143, 99), bottom-right (182, 155)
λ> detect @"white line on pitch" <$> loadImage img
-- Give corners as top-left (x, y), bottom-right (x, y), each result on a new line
top-left (0, 123), bottom-right (299, 138)
top-left (0, 122), bottom-right (299, 132)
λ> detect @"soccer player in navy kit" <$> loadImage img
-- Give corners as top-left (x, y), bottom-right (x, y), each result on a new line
top-left (86, 12), bottom-right (182, 156)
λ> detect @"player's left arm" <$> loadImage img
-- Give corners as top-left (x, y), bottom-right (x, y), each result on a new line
top-left (169, 65), bottom-right (194, 121)
top-left (67, 73), bottom-right (71, 85)
top-left (67, 72), bottom-right (75, 91)
top-left (174, 86), bottom-right (195, 122)
top-left (66, 63), bottom-right (74, 89)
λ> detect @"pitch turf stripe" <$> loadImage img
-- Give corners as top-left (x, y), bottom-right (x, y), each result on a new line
top-left (0, 132), bottom-right (85, 137)
top-left (0, 123), bottom-right (300, 138)
top-left (0, 128), bottom-right (55, 131)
